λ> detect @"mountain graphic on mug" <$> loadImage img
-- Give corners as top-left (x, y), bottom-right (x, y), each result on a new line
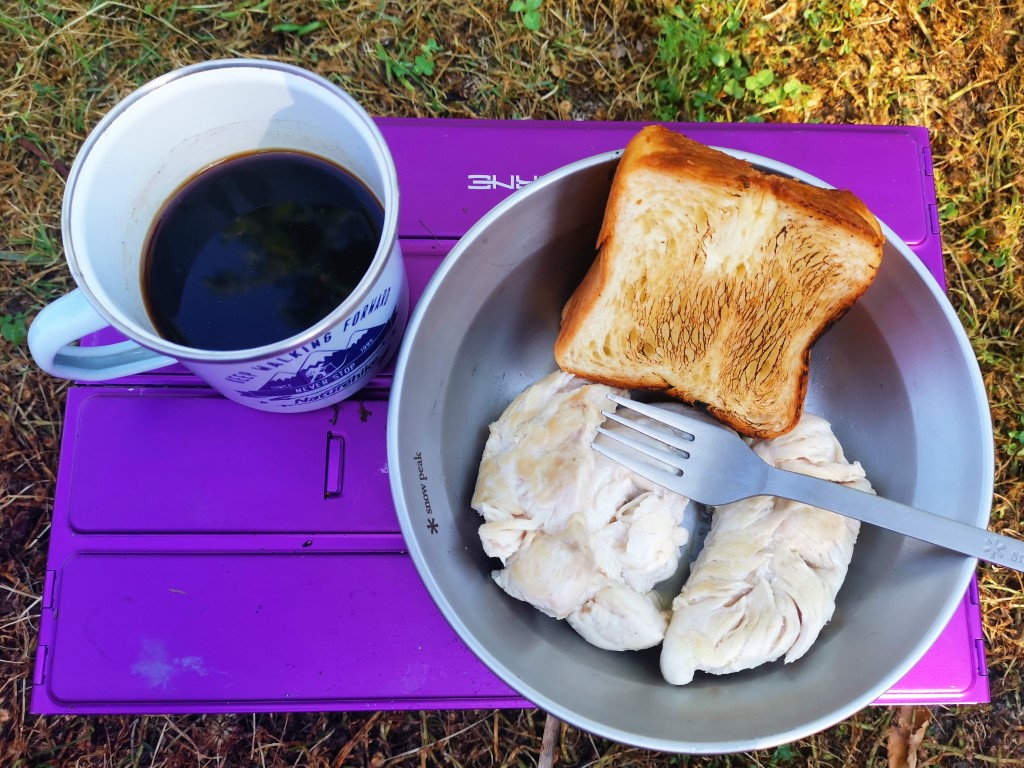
top-left (237, 312), bottom-right (397, 400)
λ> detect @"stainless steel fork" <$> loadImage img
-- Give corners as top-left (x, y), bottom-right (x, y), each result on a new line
top-left (594, 394), bottom-right (1024, 573)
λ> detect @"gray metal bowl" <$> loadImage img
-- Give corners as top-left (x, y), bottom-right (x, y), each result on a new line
top-left (386, 150), bottom-right (992, 753)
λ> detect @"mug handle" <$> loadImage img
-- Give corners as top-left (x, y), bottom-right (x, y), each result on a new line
top-left (28, 289), bottom-right (176, 381)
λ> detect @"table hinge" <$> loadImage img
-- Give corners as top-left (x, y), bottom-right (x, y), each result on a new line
top-left (42, 570), bottom-right (56, 610)
top-left (974, 638), bottom-right (989, 677)
top-left (32, 645), bottom-right (47, 686)
top-left (324, 431), bottom-right (345, 499)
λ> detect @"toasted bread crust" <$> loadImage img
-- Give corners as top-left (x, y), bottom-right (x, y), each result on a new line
top-left (555, 125), bottom-right (884, 439)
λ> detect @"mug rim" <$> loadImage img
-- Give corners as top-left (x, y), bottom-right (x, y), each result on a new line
top-left (61, 57), bottom-right (401, 364)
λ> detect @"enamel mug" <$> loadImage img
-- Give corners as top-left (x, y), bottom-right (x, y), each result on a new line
top-left (28, 59), bottom-right (407, 413)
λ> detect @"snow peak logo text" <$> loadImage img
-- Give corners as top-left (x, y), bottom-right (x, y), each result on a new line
top-left (467, 173), bottom-right (539, 191)
top-left (414, 452), bottom-right (440, 535)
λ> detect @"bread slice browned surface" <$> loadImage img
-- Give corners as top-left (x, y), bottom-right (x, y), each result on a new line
top-left (554, 125), bottom-right (884, 439)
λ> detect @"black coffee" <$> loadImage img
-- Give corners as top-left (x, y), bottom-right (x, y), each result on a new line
top-left (142, 150), bottom-right (383, 351)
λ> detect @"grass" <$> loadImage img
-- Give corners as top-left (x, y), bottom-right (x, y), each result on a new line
top-left (1, 0), bottom-right (1022, 764)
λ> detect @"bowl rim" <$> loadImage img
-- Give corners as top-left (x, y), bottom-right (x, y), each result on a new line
top-left (387, 147), bottom-right (993, 753)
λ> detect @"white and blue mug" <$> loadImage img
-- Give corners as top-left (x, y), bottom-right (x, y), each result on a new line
top-left (28, 59), bottom-right (407, 413)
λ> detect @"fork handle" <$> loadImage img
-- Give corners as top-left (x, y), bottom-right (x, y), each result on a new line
top-left (763, 467), bottom-right (1020, 572)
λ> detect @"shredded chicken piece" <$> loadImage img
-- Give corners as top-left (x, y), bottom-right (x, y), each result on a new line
top-left (660, 412), bottom-right (871, 685)
top-left (472, 371), bottom-right (689, 651)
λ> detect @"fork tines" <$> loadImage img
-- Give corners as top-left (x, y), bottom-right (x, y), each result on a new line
top-left (601, 396), bottom-right (695, 452)
top-left (591, 433), bottom-right (686, 485)
top-left (593, 395), bottom-right (696, 477)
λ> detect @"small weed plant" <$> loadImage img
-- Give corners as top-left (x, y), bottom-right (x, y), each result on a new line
top-left (0, 313), bottom-right (27, 346)
top-left (510, 0), bottom-right (542, 32)
top-left (375, 37), bottom-right (442, 91)
top-left (653, 1), bottom-right (840, 121)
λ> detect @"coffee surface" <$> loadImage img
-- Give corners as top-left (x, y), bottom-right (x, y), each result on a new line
top-left (142, 150), bottom-right (383, 351)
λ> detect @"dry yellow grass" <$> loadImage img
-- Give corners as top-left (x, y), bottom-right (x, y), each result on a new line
top-left (1, 0), bottom-right (1022, 764)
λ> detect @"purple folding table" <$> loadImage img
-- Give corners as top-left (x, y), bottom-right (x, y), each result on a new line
top-left (31, 119), bottom-right (988, 715)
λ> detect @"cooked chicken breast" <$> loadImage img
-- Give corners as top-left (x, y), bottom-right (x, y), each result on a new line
top-left (660, 412), bottom-right (872, 685)
top-left (472, 371), bottom-right (689, 651)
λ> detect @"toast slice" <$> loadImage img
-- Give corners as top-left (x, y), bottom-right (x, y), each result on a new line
top-left (554, 125), bottom-right (884, 438)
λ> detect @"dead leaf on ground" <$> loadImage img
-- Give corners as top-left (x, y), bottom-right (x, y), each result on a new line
top-left (888, 706), bottom-right (931, 768)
